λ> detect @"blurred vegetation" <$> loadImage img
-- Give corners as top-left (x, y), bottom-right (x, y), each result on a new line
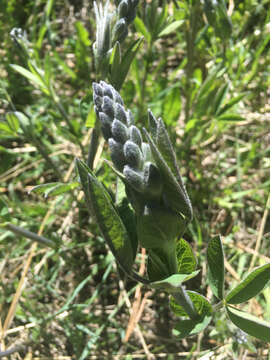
top-left (0, 0), bottom-right (270, 358)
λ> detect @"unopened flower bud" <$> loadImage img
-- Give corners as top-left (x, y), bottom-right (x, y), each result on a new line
top-left (102, 96), bottom-right (115, 118)
top-left (143, 162), bottom-right (163, 199)
top-left (112, 119), bottom-right (129, 144)
top-left (126, 109), bottom-right (134, 126)
top-left (99, 112), bottom-right (113, 140)
top-left (115, 103), bottom-right (127, 123)
top-left (124, 140), bottom-right (143, 169)
top-left (100, 81), bottom-right (114, 99)
top-left (118, 0), bottom-right (129, 18)
top-left (123, 165), bottom-right (144, 192)
top-left (109, 138), bottom-right (125, 171)
top-left (93, 82), bottom-right (103, 97)
top-left (141, 142), bottom-right (152, 162)
top-left (113, 18), bottom-right (128, 43)
top-left (130, 125), bottom-right (142, 147)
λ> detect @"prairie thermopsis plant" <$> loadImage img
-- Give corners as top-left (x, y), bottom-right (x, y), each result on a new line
top-left (76, 82), bottom-right (270, 340)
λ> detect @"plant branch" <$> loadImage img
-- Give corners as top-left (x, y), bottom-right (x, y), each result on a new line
top-left (173, 286), bottom-right (198, 320)
top-left (6, 223), bottom-right (57, 249)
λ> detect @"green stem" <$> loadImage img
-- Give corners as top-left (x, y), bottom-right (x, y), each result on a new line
top-left (87, 121), bottom-right (101, 170)
top-left (173, 286), bottom-right (198, 320)
top-left (6, 223), bottom-right (56, 249)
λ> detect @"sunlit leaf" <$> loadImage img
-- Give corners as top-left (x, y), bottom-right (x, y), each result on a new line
top-left (172, 291), bottom-right (212, 338)
top-left (207, 235), bottom-right (225, 299)
top-left (176, 238), bottom-right (197, 274)
top-left (226, 263), bottom-right (270, 304)
top-left (150, 271), bottom-right (200, 292)
top-left (226, 306), bottom-right (270, 342)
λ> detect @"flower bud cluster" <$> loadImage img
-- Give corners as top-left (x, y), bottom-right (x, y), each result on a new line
top-left (93, 81), bottom-right (163, 200)
top-left (93, 0), bottom-right (140, 73)
top-left (113, 0), bottom-right (139, 43)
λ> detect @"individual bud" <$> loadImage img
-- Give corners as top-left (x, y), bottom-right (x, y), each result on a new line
top-left (93, 82), bottom-right (103, 97)
top-left (143, 162), bottom-right (163, 199)
top-left (99, 112), bottom-right (113, 140)
top-left (115, 103), bottom-right (127, 123)
top-left (126, 8), bottom-right (136, 24)
top-left (130, 125), bottom-right (142, 147)
top-left (113, 18), bottom-right (128, 43)
top-left (141, 142), bottom-right (152, 162)
top-left (93, 94), bottom-right (103, 110)
top-left (112, 119), bottom-right (129, 144)
top-left (112, 88), bottom-right (124, 105)
top-left (126, 109), bottom-right (134, 126)
top-left (118, 0), bottom-right (129, 18)
top-left (100, 81), bottom-right (114, 99)
top-left (102, 96), bottom-right (115, 118)
top-left (109, 138), bottom-right (125, 171)
top-left (124, 140), bottom-right (143, 169)
top-left (123, 165), bottom-right (144, 192)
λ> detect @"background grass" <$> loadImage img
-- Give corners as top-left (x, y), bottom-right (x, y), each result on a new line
top-left (0, 0), bottom-right (270, 358)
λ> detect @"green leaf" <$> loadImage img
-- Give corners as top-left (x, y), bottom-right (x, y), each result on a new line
top-left (176, 238), bottom-right (197, 274)
top-left (115, 178), bottom-right (138, 260)
top-left (10, 64), bottom-right (49, 95)
top-left (150, 271), bottom-right (200, 292)
top-left (226, 306), bottom-right (270, 342)
top-left (110, 37), bottom-right (143, 91)
top-left (207, 235), bottom-right (225, 299)
top-left (75, 21), bottom-right (91, 46)
top-left (158, 20), bottom-right (184, 37)
top-left (29, 182), bottom-right (79, 197)
top-left (172, 291), bottom-right (212, 338)
top-left (217, 113), bottom-right (244, 122)
top-left (162, 86), bottom-right (181, 126)
top-left (6, 112), bottom-right (20, 135)
top-left (76, 159), bottom-right (135, 273)
top-left (110, 42), bottom-right (121, 86)
top-left (213, 83), bottom-right (229, 115)
top-left (134, 17), bottom-right (151, 44)
top-left (144, 126), bottom-right (193, 221)
top-left (226, 263), bottom-right (270, 304)
top-left (216, 93), bottom-right (246, 116)
top-left (79, 93), bottom-right (95, 127)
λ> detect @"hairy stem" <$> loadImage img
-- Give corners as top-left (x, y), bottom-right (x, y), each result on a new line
top-left (173, 286), bottom-right (198, 320)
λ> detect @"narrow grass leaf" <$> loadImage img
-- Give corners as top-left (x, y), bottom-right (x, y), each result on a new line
top-left (134, 17), bottom-right (151, 44)
top-left (226, 306), bottom-right (270, 342)
top-left (10, 64), bottom-right (49, 95)
top-left (216, 93), bottom-right (246, 116)
top-left (158, 20), bottom-right (184, 37)
top-left (207, 235), bottom-right (225, 299)
top-left (217, 113), bottom-right (244, 121)
top-left (30, 182), bottom-right (79, 197)
top-left (6, 113), bottom-right (20, 134)
top-left (226, 263), bottom-right (270, 304)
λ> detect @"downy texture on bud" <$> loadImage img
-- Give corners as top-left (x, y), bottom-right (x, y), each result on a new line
top-left (93, 81), bottom-right (163, 203)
